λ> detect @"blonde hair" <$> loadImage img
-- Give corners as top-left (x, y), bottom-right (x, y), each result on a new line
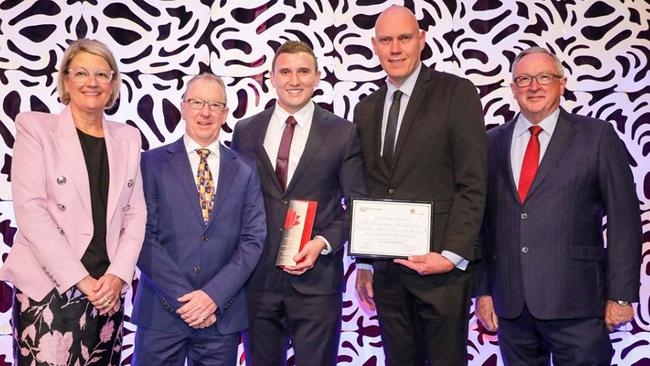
top-left (57, 38), bottom-right (121, 108)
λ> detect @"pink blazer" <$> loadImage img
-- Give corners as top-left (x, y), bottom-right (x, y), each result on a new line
top-left (0, 107), bottom-right (146, 301)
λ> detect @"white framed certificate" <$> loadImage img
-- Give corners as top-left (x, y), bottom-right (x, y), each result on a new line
top-left (349, 198), bottom-right (431, 258)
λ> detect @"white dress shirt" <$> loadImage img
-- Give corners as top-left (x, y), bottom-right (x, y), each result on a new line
top-left (263, 102), bottom-right (315, 183)
top-left (184, 134), bottom-right (221, 191)
top-left (510, 108), bottom-right (560, 186)
top-left (380, 63), bottom-right (421, 152)
top-left (263, 102), bottom-right (332, 254)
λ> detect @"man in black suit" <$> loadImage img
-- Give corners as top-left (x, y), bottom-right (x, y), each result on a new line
top-left (353, 5), bottom-right (487, 365)
top-left (231, 41), bottom-right (366, 366)
top-left (475, 46), bottom-right (642, 365)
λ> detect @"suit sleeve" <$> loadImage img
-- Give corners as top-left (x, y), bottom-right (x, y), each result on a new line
top-left (316, 124), bottom-right (367, 253)
top-left (474, 218), bottom-right (492, 296)
top-left (137, 151), bottom-right (195, 310)
top-left (443, 79), bottom-right (488, 261)
top-left (105, 129), bottom-right (146, 288)
top-left (599, 123), bottom-right (642, 302)
top-left (11, 114), bottom-right (88, 294)
top-left (201, 165), bottom-right (266, 312)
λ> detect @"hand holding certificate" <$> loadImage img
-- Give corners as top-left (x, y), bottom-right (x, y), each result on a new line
top-left (349, 199), bottom-right (432, 258)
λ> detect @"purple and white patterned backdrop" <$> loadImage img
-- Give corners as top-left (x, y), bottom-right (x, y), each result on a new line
top-left (0, 1), bottom-right (648, 365)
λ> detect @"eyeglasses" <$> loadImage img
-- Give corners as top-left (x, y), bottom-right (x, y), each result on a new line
top-left (66, 67), bottom-right (115, 84)
top-left (513, 73), bottom-right (563, 87)
top-left (184, 98), bottom-right (227, 112)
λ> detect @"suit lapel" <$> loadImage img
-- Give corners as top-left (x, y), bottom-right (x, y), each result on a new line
top-left (366, 87), bottom-right (390, 178)
top-left (52, 107), bottom-right (92, 216)
top-left (249, 108), bottom-right (284, 194)
top-left (206, 145), bottom-right (238, 228)
top-left (526, 108), bottom-right (574, 199)
top-left (391, 66), bottom-right (430, 170)
top-left (103, 120), bottom-right (128, 227)
top-left (286, 105), bottom-right (330, 193)
top-left (497, 120), bottom-right (520, 203)
top-left (166, 138), bottom-right (205, 226)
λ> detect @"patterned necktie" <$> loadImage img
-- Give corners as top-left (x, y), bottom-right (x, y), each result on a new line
top-left (383, 90), bottom-right (403, 166)
top-left (196, 148), bottom-right (215, 224)
top-left (275, 116), bottom-right (297, 191)
top-left (518, 126), bottom-right (543, 203)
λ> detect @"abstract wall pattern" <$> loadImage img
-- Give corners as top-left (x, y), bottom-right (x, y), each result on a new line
top-left (0, 1), bottom-right (648, 365)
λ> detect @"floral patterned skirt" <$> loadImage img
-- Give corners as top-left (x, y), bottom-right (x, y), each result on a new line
top-left (12, 287), bottom-right (124, 366)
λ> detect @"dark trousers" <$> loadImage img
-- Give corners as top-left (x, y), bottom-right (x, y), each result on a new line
top-left (498, 305), bottom-right (613, 366)
top-left (244, 285), bottom-right (341, 366)
top-left (373, 264), bottom-right (473, 366)
top-left (133, 325), bottom-right (239, 366)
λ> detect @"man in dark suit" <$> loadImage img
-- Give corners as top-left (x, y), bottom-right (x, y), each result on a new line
top-left (230, 41), bottom-right (366, 366)
top-left (132, 73), bottom-right (266, 365)
top-left (475, 47), bottom-right (642, 365)
top-left (353, 5), bottom-right (487, 365)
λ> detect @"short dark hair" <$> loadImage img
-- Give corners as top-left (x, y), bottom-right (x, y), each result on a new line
top-left (271, 41), bottom-right (319, 72)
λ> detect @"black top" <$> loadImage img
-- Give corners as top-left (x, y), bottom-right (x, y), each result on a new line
top-left (77, 129), bottom-right (110, 278)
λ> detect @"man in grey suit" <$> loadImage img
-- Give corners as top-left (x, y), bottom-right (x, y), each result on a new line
top-left (231, 41), bottom-right (366, 366)
top-left (353, 5), bottom-right (487, 365)
top-left (476, 47), bottom-right (642, 365)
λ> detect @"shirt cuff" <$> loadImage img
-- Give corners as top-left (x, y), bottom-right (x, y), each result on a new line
top-left (441, 250), bottom-right (469, 271)
top-left (355, 263), bottom-right (373, 272)
top-left (315, 235), bottom-right (332, 255)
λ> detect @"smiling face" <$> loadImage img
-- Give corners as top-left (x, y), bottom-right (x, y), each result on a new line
top-left (63, 51), bottom-right (115, 117)
top-left (181, 78), bottom-right (228, 146)
top-left (510, 52), bottom-right (566, 124)
top-left (270, 51), bottom-right (320, 114)
top-left (372, 6), bottom-right (426, 87)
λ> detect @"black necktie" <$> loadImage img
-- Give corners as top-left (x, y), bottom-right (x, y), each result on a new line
top-left (382, 90), bottom-right (403, 166)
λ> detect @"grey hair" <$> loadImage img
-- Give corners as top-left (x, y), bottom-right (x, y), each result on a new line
top-left (183, 73), bottom-right (228, 105)
top-left (512, 47), bottom-right (564, 78)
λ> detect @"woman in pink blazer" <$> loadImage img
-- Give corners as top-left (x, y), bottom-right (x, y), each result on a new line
top-left (0, 39), bottom-right (146, 365)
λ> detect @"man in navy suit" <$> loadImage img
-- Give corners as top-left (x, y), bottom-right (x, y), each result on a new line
top-left (476, 47), bottom-right (642, 365)
top-left (132, 73), bottom-right (266, 365)
top-left (231, 41), bottom-right (366, 366)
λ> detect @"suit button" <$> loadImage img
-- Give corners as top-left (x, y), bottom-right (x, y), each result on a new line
top-left (56, 203), bottom-right (66, 211)
top-left (56, 176), bottom-right (67, 185)
top-left (122, 205), bottom-right (131, 212)
top-left (120, 227), bottom-right (125, 235)
top-left (388, 188), bottom-right (395, 195)
top-left (57, 227), bottom-right (64, 235)
top-left (193, 266), bottom-right (201, 273)
top-left (202, 235), bottom-right (208, 241)
top-left (521, 213), bottom-right (528, 220)
top-left (521, 246), bottom-right (529, 254)
top-left (127, 179), bottom-right (134, 188)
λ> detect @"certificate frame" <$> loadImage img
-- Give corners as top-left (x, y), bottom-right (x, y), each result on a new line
top-left (348, 198), bottom-right (432, 259)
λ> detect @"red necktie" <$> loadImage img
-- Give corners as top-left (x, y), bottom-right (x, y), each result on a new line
top-left (275, 116), bottom-right (297, 191)
top-left (518, 126), bottom-right (543, 203)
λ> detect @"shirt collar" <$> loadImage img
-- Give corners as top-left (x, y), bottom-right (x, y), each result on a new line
top-left (273, 101), bottom-right (315, 128)
top-left (386, 63), bottom-right (422, 98)
top-left (514, 108), bottom-right (560, 138)
top-left (183, 134), bottom-right (221, 158)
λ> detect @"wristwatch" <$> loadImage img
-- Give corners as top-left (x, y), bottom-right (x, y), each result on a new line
top-left (616, 300), bottom-right (630, 306)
